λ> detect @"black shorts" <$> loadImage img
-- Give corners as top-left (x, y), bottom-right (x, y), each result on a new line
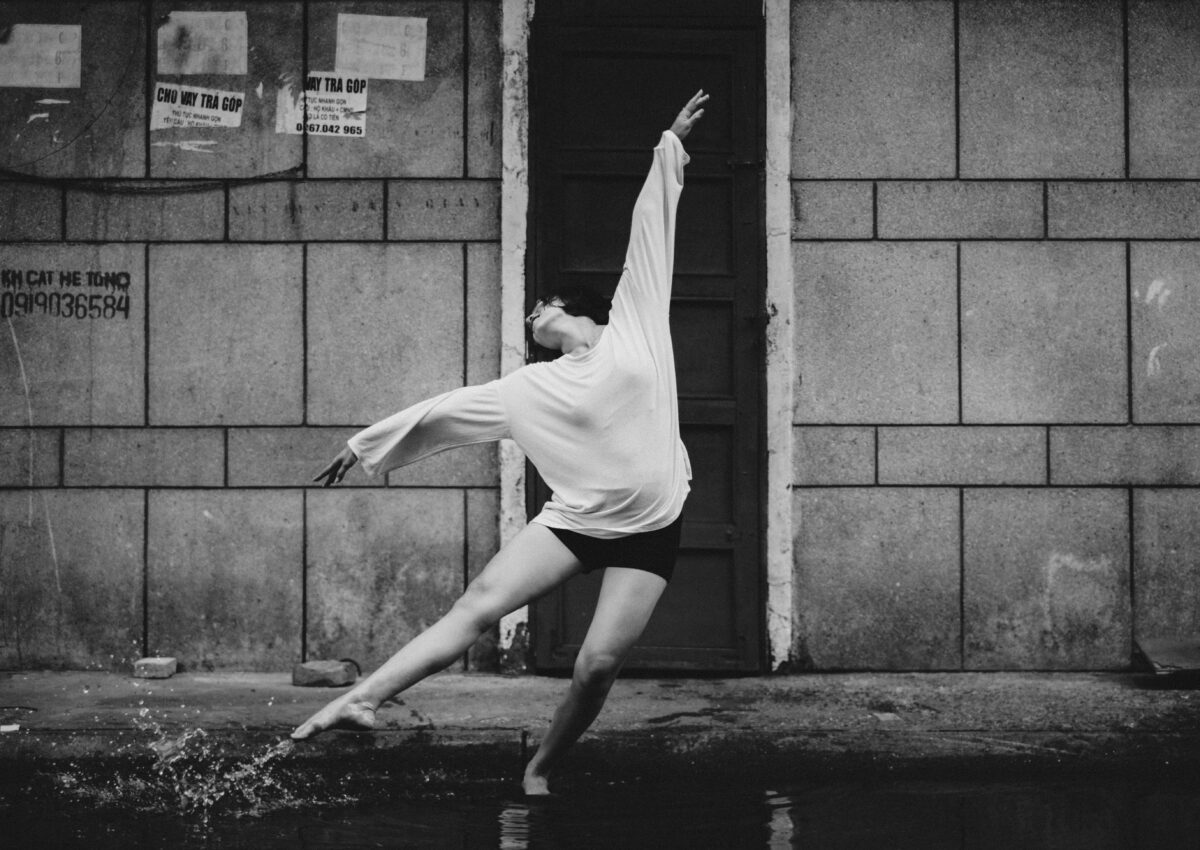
top-left (545, 515), bottom-right (683, 582)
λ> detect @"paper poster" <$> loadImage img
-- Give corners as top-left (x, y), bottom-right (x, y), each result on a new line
top-left (275, 72), bottom-right (366, 137)
top-left (335, 14), bottom-right (426, 81)
top-left (0, 24), bottom-right (82, 88)
top-left (157, 11), bottom-right (247, 75)
top-left (151, 82), bottom-right (244, 129)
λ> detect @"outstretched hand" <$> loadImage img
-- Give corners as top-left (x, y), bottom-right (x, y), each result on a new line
top-left (670, 89), bottom-right (708, 141)
top-left (313, 445), bottom-right (358, 487)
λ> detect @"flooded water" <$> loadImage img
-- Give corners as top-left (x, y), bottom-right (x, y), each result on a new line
top-left (2, 725), bottom-right (1199, 848)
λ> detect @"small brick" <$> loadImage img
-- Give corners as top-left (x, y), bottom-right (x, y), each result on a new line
top-left (67, 184), bottom-right (224, 241)
top-left (794, 242), bottom-right (958, 423)
top-left (877, 181), bottom-right (1043, 239)
top-left (1133, 489), bottom-right (1200, 640)
top-left (964, 488), bottom-right (1130, 670)
top-left (1051, 426), bottom-right (1200, 485)
top-left (134, 657), bottom-right (178, 679)
top-left (1129, 1), bottom-right (1200, 178)
top-left (793, 427), bottom-right (875, 485)
top-left (149, 244), bottom-right (303, 425)
top-left (292, 659), bottom-right (356, 687)
top-left (0, 183), bottom-right (60, 240)
top-left (959, 0), bottom-right (1124, 178)
top-left (387, 443), bottom-right (498, 488)
top-left (1049, 182), bottom-right (1200, 238)
top-left (229, 181), bottom-right (384, 241)
top-left (961, 242), bottom-right (1127, 423)
top-left (879, 426), bottom-right (1045, 485)
top-left (389, 180), bottom-right (500, 241)
top-left (792, 0), bottom-right (955, 177)
top-left (1131, 243), bottom-right (1200, 421)
top-left (64, 428), bottom-right (224, 487)
top-left (790, 182), bottom-right (873, 239)
top-left (793, 488), bottom-right (961, 670)
top-left (0, 429), bottom-right (60, 487)
top-left (228, 428), bottom-right (378, 488)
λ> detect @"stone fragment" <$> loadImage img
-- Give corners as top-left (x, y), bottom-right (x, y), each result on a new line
top-left (292, 660), bottom-right (357, 687)
top-left (133, 657), bottom-right (178, 679)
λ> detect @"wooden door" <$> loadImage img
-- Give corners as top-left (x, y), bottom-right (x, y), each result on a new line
top-left (528, 3), bottom-right (764, 672)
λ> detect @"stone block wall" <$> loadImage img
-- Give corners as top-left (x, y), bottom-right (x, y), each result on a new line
top-left (0, 0), bottom-right (502, 671)
top-left (791, 0), bottom-right (1200, 670)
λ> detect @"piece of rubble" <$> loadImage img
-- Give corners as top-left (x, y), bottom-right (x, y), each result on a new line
top-left (133, 657), bottom-right (178, 679)
top-left (292, 659), bottom-right (357, 687)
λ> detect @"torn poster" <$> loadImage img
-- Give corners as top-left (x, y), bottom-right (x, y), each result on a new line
top-left (157, 11), bottom-right (248, 75)
top-left (275, 72), bottom-right (366, 137)
top-left (0, 24), bottom-right (82, 88)
top-left (335, 14), bottom-right (426, 81)
top-left (151, 82), bottom-right (244, 129)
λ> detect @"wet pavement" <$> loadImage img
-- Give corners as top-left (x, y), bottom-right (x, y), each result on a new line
top-left (2, 669), bottom-right (1199, 786)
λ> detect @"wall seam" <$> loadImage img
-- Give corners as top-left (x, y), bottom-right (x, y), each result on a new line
top-left (958, 486), bottom-right (965, 670)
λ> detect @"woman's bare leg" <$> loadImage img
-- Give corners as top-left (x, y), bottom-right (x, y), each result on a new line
top-left (291, 523), bottom-right (581, 740)
top-left (522, 566), bottom-right (668, 794)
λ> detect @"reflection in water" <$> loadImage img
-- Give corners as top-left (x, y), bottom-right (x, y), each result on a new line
top-left (498, 802), bottom-right (532, 849)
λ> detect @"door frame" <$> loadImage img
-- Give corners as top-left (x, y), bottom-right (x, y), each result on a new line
top-left (496, 0), bottom-right (796, 672)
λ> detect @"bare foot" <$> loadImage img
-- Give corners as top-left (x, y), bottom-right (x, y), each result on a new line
top-left (290, 694), bottom-right (377, 740)
top-left (521, 767), bottom-right (551, 796)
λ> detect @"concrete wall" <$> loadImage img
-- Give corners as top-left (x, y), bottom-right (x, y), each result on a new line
top-left (0, 0), bottom-right (502, 671)
top-left (790, 0), bottom-right (1200, 670)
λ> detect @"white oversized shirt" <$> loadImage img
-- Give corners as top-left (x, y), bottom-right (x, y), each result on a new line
top-left (347, 130), bottom-right (692, 538)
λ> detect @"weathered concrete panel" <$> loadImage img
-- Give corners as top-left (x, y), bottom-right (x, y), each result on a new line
top-left (388, 180), bottom-right (500, 241)
top-left (307, 2), bottom-right (464, 177)
top-left (306, 488), bottom-right (462, 671)
top-left (0, 243), bottom-right (145, 426)
top-left (149, 2), bottom-right (304, 179)
top-left (0, 429), bottom-right (60, 487)
top-left (793, 488), bottom-right (960, 670)
top-left (961, 242), bottom-right (1127, 423)
top-left (148, 490), bottom-right (302, 670)
top-left (229, 181), bottom-right (384, 241)
top-left (66, 184), bottom-right (225, 241)
top-left (1050, 426), bottom-right (1200, 485)
top-left (149, 244), bottom-right (303, 425)
top-left (877, 182), bottom-right (1043, 239)
top-left (1129, 1), bottom-right (1200, 178)
top-left (466, 242), bottom-right (501, 386)
top-left (1049, 183), bottom-right (1200, 239)
top-left (1133, 489), bottom-right (1200, 640)
top-left (793, 426), bottom-right (875, 486)
top-left (307, 243), bottom-right (463, 425)
top-left (64, 428), bottom-right (223, 487)
top-left (790, 182), bottom-right (873, 239)
top-left (0, 2), bottom-right (145, 178)
top-left (467, 0), bottom-right (502, 178)
top-left (879, 426), bottom-right (1045, 485)
top-left (0, 489), bottom-right (143, 670)
top-left (959, 0), bottom-right (1124, 178)
top-left (964, 489), bottom-right (1130, 670)
top-left (0, 183), bottom-right (61, 241)
top-left (1132, 243), bottom-right (1200, 421)
top-left (794, 243), bottom-right (958, 423)
top-left (228, 427), bottom-right (378, 487)
top-left (792, 0), bottom-right (955, 178)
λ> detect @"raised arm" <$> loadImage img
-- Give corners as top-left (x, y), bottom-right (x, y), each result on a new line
top-left (611, 91), bottom-right (708, 328)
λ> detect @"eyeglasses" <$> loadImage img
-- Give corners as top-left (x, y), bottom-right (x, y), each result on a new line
top-left (525, 297), bottom-right (564, 327)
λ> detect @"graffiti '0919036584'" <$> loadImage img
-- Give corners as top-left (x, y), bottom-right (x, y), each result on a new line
top-left (1, 290), bottom-right (130, 320)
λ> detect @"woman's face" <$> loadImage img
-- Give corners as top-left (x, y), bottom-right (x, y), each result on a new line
top-left (526, 297), bottom-right (566, 348)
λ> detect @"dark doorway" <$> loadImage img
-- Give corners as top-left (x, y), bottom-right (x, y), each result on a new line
top-left (528, 2), bottom-right (765, 672)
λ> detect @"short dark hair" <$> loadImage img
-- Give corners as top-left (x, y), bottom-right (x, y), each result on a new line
top-left (526, 286), bottom-right (613, 361)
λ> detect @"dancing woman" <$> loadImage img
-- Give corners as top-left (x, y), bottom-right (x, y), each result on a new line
top-left (291, 90), bottom-right (708, 796)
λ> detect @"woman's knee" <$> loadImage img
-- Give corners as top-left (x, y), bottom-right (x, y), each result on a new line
top-left (573, 648), bottom-right (623, 690)
top-left (452, 577), bottom-right (506, 631)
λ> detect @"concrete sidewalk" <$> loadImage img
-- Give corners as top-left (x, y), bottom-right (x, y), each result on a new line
top-left (2, 670), bottom-right (1199, 789)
